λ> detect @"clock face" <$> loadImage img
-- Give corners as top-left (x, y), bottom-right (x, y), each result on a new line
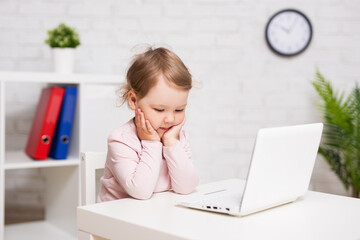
top-left (265, 9), bottom-right (312, 56)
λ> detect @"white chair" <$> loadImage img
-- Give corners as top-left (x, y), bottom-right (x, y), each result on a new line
top-left (80, 151), bottom-right (107, 205)
top-left (79, 151), bottom-right (107, 240)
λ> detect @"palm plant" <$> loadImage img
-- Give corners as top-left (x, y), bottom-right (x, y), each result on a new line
top-left (312, 70), bottom-right (360, 198)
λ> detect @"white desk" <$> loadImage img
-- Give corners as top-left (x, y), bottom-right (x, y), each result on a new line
top-left (77, 179), bottom-right (360, 240)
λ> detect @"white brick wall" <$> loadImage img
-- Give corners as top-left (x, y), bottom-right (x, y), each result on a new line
top-left (2, 0), bottom-right (359, 212)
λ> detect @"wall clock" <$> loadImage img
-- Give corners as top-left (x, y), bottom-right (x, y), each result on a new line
top-left (265, 9), bottom-right (313, 56)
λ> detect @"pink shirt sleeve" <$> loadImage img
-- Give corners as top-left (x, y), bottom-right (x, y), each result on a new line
top-left (163, 131), bottom-right (199, 194)
top-left (107, 135), bottom-right (163, 200)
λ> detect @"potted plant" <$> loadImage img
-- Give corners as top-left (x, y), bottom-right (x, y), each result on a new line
top-left (45, 23), bottom-right (81, 74)
top-left (312, 70), bottom-right (360, 198)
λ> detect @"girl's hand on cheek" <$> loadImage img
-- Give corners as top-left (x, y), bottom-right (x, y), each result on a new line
top-left (162, 117), bottom-right (186, 147)
top-left (135, 109), bottom-right (160, 142)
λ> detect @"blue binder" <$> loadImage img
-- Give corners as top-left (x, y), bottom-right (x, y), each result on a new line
top-left (49, 86), bottom-right (78, 159)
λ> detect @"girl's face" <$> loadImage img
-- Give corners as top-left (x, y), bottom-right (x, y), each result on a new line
top-left (128, 75), bottom-right (189, 138)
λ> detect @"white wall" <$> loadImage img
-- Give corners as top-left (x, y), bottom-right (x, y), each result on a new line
top-left (2, 0), bottom-right (360, 211)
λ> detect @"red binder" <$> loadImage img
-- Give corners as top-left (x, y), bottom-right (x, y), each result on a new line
top-left (25, 87), bottom-right (65, 160)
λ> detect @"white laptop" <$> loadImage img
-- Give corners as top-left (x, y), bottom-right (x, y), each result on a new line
top-left (176, 123), bottom-right (323, 216)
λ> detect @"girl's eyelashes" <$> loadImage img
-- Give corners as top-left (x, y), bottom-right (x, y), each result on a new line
top-left (153, 108), bottom-right (185, 112)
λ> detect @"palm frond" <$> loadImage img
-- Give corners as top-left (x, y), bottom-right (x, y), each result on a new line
top-left (347, 85), bottom-right (360, 155)
top-left (312, 71), bottom-right (360, 198)
top-left (312, 71), bottom-right (352, 132)
top-left (318, 147), bottom-right (349, 189)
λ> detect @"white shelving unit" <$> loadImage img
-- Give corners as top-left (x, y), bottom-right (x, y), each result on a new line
top-left (0, 71), bottom-right (125, 240)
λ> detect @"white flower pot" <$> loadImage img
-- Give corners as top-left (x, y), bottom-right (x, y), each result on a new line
top-left (52, 48), bottom-right (75, 74)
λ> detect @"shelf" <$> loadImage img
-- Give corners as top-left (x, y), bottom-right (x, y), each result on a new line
top-left (5, 221), bottom-right (76, 240)
top-left (4, 151), bottom-right (79, 170)
top-left (0, 70), bottom-right (121, 84)
top-left (0, 71), bottom-right (120, 240)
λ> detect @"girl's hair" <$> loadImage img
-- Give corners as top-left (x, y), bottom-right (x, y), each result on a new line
top-left (119, 47), bottom-right (192, 105)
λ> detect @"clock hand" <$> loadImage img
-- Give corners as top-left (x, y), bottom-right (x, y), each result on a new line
top-left (281, 26), bottom-right (289, 33)
top-left (289, 18), bottom-right (298, 32)
top-left (277, 24), bottom-right (290, 33)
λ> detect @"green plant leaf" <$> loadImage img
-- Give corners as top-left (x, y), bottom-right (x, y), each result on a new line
top-left (312, 70), bottom-right (360, 198)
top-left (44, 23), bottom-right (81, 48)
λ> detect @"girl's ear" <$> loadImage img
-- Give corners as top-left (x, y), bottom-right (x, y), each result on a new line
top-left (128, 90), bottom-right (137, 110)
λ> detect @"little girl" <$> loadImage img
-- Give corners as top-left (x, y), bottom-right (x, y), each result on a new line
top-left (98, 47), bottom-right (199, 201)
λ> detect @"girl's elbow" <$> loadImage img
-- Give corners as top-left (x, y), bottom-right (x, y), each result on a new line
top-left (176, 188), bottom-right (194, 195)
top-left (126, 187), bottom-right (154, 200)
top-left (174, 186), bottom-right (196, 195)
top-left (174, 179), bottom-right (199, 195)
top-left (123, 178), bottom-right (156, 200)
top-left (131, 191), bottom-right (153, 200)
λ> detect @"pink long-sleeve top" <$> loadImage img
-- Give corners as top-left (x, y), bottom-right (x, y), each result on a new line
top-left (97, 119), bottom-right (199, 202)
